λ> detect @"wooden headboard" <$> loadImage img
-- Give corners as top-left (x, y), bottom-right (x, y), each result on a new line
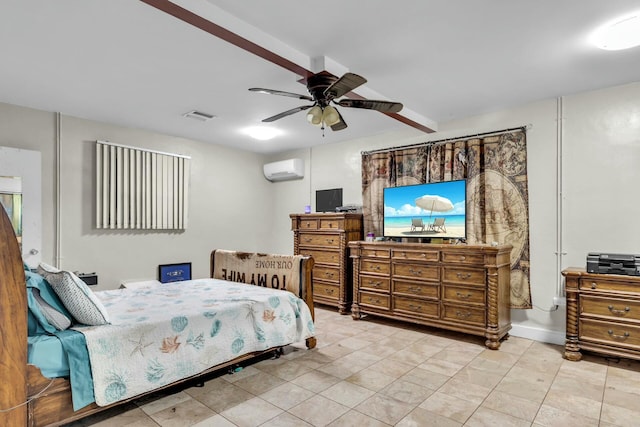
top-left (0, 206), bottom-right (27, 425)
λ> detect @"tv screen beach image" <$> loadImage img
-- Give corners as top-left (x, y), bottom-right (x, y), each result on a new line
top-left (383, 180), bottom-right (466, 239)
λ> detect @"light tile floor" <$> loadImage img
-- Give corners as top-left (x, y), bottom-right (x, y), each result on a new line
top-left (68, 307), bottom-right (640, 427)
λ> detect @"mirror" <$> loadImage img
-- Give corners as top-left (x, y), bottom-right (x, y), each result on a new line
top-left (0, 176), bottom-right (23, 248)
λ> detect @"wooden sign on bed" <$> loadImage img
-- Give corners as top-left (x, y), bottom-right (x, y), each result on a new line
top-left (211, 249), bottom-right (306, 298)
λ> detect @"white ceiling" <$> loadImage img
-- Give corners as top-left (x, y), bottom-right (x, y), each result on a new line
top-left (1, 1), bottom-right (639, 154)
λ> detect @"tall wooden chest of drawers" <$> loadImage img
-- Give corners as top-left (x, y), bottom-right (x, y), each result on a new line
top-left (291, 213), bottom-right (363, 314)
top-left (563, 268), bottom-right (640, 361)
top-left (349, 241), bottom-right (512, 349)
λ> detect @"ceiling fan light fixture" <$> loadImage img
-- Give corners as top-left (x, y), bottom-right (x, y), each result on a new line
top-left (306, 106), bottom-right (323, 126)
top-left (322, 105), bottom-right (340, 126)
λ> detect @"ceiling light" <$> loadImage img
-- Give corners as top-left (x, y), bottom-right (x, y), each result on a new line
top-left (306, 106), bottom-right (323, 126)
top-left (243, 126), bottom-right (281, 140)
top-left (182, 110), bottom-right (215, 121)
top-left (322, 105), bottom-right (340, 127)
top-left (592, 12), bottom-right (640, 50)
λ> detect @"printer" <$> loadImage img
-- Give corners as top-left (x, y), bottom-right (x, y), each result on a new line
top-left (587, 253), bottom-right (640, 276)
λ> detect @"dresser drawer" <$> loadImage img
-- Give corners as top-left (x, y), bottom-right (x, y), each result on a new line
top-left (441, 251), bottom-right (485, 265)
top-left (299, 233), bottom-right (341, 247)
top-left (580, 318), bottom-right (640, 350)
top-left (393, 280), bottom-right (439, 300)
top-left (443, 285), bottom-right (486, 305)
top-left (442, 304), bottom-right (486, 326)
top-left (359, 291), bottom-right (390, 310)
top-left (392, 249), bottom-right (439, 262)
top-left (579, 277), bottom-right (640, 294)
top-left (300, 249), bottom-right (340, 265)
top-left (361, 259), bottom-right (390, 275)
top-left (314, 265), bottom-right (340, 283)
top-left (393, 262), bottom-right (439, 281)
top-left (393, 296), bottom-right (439, 318)
top-left (319, 218), bottom-right (343, 230)
top-left (298, 219), bottom-right (319, 230)
top-left (361, 247), bottom-right (391, 258)
top-left (442, 267), bottom-right (486, 286)
top-left (314, 282), bottom-right (340, 301)
top-left (360, 275), bottom-right (390, 292)
top-left (580, 295), bottom-right (640, 323)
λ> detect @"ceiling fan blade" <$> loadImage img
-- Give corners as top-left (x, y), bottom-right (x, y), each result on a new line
top-left (330, 109), bottom-right (348, 131)
top-left (249, 87), bottom-right (313, 101)
top-left (324, 73), bottom-right (367, 99)
top-left (262, 105), bottom-right (312, 122)
top-left (337, 98), bottom-right (403, 113)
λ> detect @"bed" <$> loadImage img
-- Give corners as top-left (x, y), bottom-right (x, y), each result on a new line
top-left (0, 208), bottom-right (316, 427)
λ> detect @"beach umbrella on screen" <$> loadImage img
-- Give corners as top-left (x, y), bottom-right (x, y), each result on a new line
top-left (415, 195), bottom-right (453, 218)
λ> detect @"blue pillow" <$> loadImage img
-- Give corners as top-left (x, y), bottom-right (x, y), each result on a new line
top-left (26, 270), bottom-right (73, 334)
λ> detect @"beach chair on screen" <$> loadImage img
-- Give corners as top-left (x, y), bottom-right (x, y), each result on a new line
top-left (410, 218), bottom-right (424, 232)
top-left (428, 217), bottom-right (446, 233)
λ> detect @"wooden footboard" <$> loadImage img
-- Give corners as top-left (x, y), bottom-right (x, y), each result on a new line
top-left (13, 245), bottom-right (316, 427)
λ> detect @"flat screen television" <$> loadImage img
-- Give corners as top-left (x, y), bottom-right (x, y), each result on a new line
top-left (316, 188), bottom-right (343, 213)
top-left (383, 180), bottom-right (466, 240)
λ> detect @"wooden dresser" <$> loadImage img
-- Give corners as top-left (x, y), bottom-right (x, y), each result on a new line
top-left (563, 268), bottom-right (640, 361)
top-left (349, 241), bottom-right (512, 349)
top-left (291, 213), bottom-right (363, 314)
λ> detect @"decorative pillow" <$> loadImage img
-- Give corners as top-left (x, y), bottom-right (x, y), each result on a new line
top-left (37, 263), bottom-right (110, 326)
top-left (25, 270), bottom-right (73, 334)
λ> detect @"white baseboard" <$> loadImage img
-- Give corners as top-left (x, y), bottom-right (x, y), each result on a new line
top-left (509, 324), bottom-right (565, 346)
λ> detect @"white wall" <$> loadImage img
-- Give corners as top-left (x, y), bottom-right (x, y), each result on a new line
top-left (267, 81), bottom-right (640, 344)
top-left (0, 102), bottom-right (274, 290)
top-left (3, 81), bottom-right (639, 343)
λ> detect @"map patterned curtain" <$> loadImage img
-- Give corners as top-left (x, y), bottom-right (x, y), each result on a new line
top-left (361, 129), bottom-right (532, 309)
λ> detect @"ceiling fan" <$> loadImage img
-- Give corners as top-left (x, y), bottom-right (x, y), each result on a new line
top-left (249, 71), bottom-right (403, 132)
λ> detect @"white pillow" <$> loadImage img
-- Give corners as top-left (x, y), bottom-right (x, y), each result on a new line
top-left (31, 289), bottom-right (72, 330)
top-left (37, 263), bottom-right (110, 326)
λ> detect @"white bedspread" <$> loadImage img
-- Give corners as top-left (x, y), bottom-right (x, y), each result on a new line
top-left (74, 279), bottom-right (315, 406)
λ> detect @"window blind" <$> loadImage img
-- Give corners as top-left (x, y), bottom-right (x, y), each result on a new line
top-left (96, 141), bottom-right (190, 230)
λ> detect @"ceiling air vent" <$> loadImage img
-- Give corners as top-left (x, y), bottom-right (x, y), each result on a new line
top-left (182, 110), bottom-right (215, 122)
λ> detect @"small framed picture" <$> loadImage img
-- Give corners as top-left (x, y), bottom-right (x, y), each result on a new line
top-left (158, 262), bottom-right (192, 283)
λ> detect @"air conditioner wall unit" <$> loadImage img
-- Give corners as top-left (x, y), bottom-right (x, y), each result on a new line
top-left (263, 158), bottom-right (304, 182)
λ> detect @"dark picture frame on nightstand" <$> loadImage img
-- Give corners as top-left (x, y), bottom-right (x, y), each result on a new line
top-left (158, 262), bottom-right (192, 283)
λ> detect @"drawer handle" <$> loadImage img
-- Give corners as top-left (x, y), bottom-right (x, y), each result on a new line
top-left (455, 311), bottom-right (472, 319)
top-left (306, 222), bottom-right (311, 227)
top-left (326, 238), bottom-right (335, 244)
top-left (456, 272), bottom-right (472, 280)
top-left (324, 272), bottom-right (335, 278)
top-left (409, 304), bottom-right (422, 311)
top-left (459, 256), bottom-right (466, 261)
top-left (368, 280), bottom-right (382, 288)
top-left (456, 292), bottom-right (473, 299)
top-left (408, 287), bottom-right (422, 293)
top-left (408, 268), bottom-right (422, 276)
top-left (373, 265), bottom-right (381, 271)
top-left (608, 305), bottom-right (631, 316)
top-left (324, 288), bottom-right (335, 295)
top-left (303, 238), bottom-right (312, 243)
top-left (591, 282), bottom-right (597, 289)
top-left (607, 330), bottom-right (630, 340)
top-left (367, 297), bottom-right (381, 304)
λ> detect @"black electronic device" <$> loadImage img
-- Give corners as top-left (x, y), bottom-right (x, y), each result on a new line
top-left (316, 188), bottom-right (343, 213)
top-left (77, 273), bottom-right (98, 286)
top-left (586, 252), bottom-right (640, 276)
